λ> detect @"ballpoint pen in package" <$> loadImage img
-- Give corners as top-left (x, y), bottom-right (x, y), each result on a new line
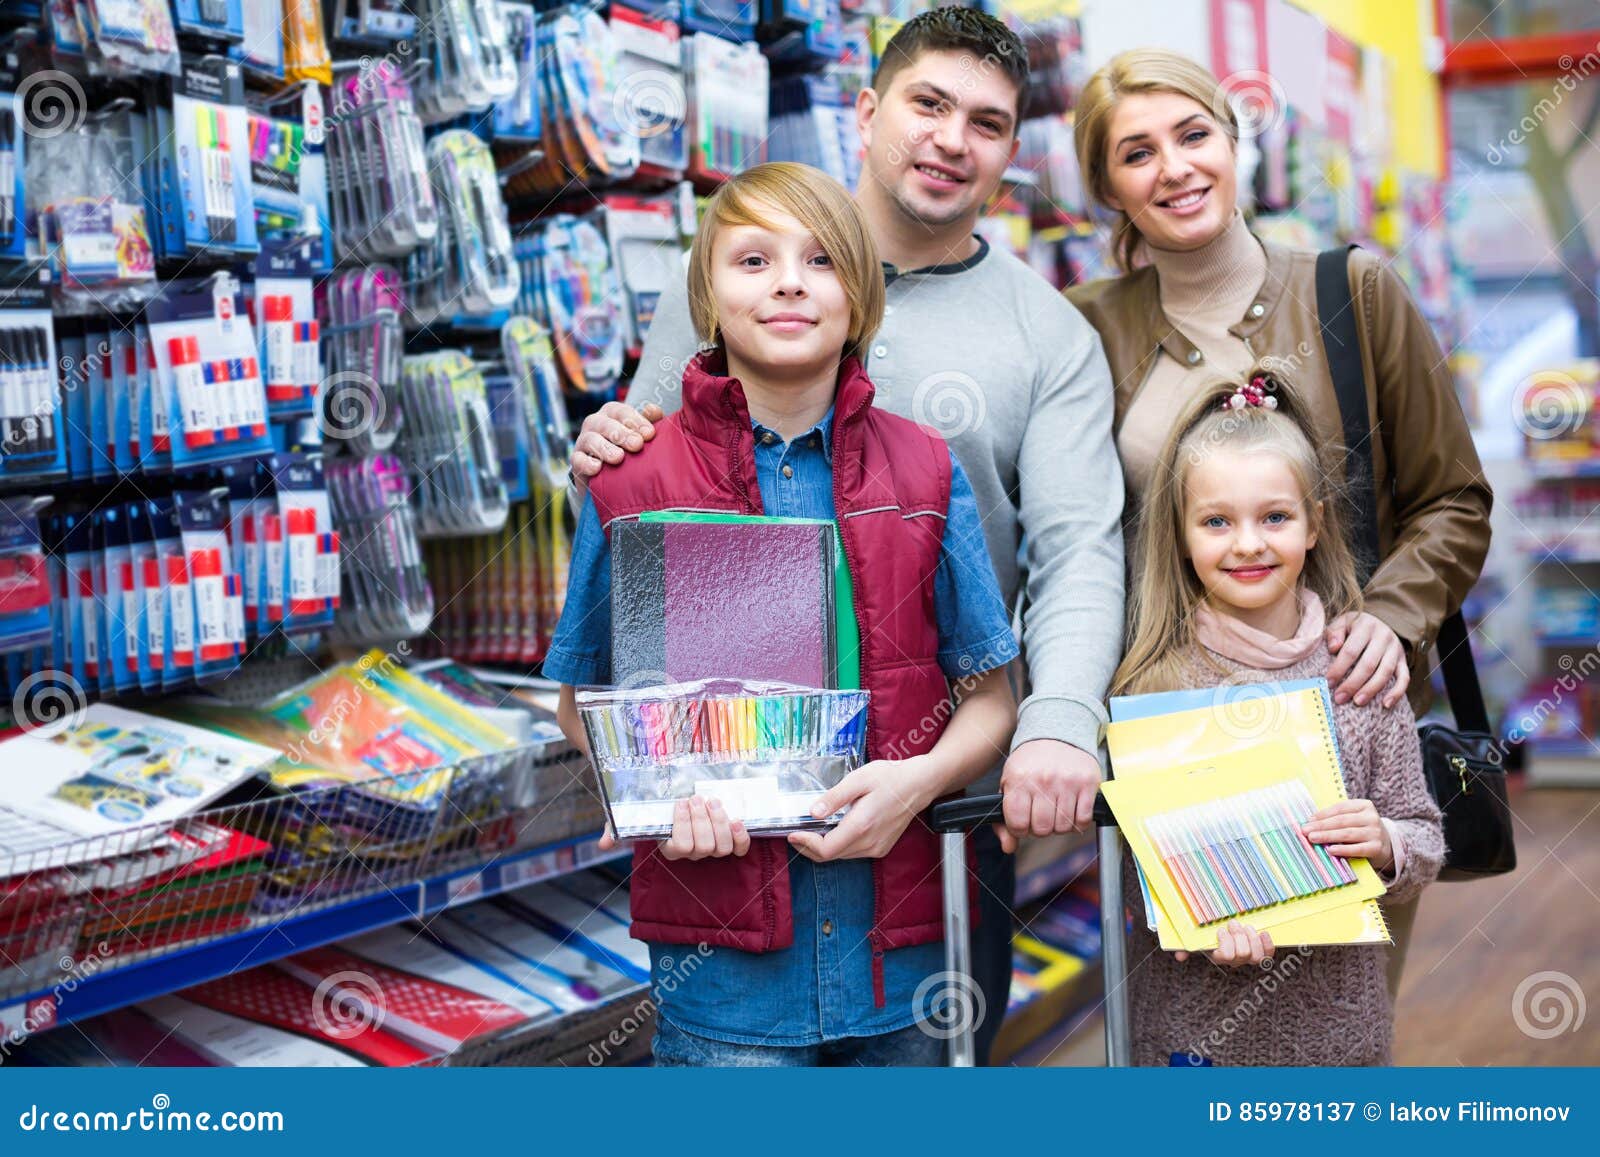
top-left (319, 265), bottom-right (404, 453)
top-left (493, 3), bottom-right (541, 143)
top-left (412, 0), bottom-right (518, 125)
top-left (325, 60), bottom-right (436, 262)
top-left (497, 8), bottom-right (638, 201)
top-left (577, 679), bottom-right (869, 840)
top-left (408, 131), bottom-right (519, 324)
top-left (326, 454), bottom-right (434, 646)
top-left (515, 215), bottom-right (624, 393)
top-left (172, 0), bottom-right (245, 41)
top-left (397, 350), bottom-right (510, 538)
top-left (500, 316), bottom-right (570, 489)
top-left (610, 6), bottom-right (688, 175)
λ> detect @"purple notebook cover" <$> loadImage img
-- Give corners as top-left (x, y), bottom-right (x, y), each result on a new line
top-left (665, 523), bottom-right (827, 684)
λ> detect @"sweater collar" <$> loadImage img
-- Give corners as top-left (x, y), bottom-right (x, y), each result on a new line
top-left (1147, 209), bottom-right (1267, 323)
top-left (1194, 588), bottom-right (1327, 670)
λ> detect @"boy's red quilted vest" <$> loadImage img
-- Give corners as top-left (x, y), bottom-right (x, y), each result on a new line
top-left (587, 351), bottom-right (956, 1006)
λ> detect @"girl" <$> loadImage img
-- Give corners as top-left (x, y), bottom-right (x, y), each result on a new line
top-left (547, 163), bottom-right (1018, 1066)
top-left (1111, 367), bottom-right (1443, 1067)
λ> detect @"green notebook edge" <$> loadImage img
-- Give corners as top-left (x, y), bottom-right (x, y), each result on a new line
top-left (636, 511), bottom-right (860, 691)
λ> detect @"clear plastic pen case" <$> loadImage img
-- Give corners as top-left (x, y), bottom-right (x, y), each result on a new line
top-left (576, 679), bottom-right (868, 840)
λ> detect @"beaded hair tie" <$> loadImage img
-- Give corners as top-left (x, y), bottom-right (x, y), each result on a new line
top-left (1221, 375), bottom-right (1279, 412)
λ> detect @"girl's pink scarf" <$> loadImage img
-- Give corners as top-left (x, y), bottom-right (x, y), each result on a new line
top-left (1193, 589), bottom-right (1326, 669)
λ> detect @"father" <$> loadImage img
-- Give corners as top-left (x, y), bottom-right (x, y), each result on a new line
top-left (570, 7), bottom-right (1124, 1064)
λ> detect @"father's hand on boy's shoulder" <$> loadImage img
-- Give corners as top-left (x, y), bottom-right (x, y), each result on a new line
top-left (787, 759), bottom-right (935, 862)
top-left (570, 400), bottom-right (665, 496)
top-left (995, 739), bottom-right (1102, 853)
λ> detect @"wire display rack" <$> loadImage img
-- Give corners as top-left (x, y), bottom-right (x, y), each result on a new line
top-left (0, 736), bottom-right (617, 1038)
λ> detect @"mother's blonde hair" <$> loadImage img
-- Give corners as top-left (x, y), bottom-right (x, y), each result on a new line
top-left (1111, 367), bottom-right (1365, 697)
top-left (1074, 49), bottom-right (1239, 272)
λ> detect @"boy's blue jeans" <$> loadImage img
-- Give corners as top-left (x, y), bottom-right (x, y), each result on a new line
top-left (652, 1015), bottom-right (945, 1067)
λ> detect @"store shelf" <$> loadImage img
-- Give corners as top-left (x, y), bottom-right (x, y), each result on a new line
top-left (0, 832), bottom-right (627, 1037)
top-left (1526, 458), bottom-right (1600, 480)
top-left (1517, 536), bottom-right (1600, 564)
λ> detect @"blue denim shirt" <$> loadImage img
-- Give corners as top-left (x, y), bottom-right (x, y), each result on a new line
top-left (545, 408), bottom-right (1018, 1046)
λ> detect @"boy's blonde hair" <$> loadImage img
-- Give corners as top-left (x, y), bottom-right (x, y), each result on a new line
top-left (1111, 367), bottom-right (1365, 697)
top-left (1074, 49), bottom-right (1238, 272)
top-left (686, 162), bottom-right (884, 362)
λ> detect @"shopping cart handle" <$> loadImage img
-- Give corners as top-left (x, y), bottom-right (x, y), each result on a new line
top-left (929, 792), bottom-right (1115, 834)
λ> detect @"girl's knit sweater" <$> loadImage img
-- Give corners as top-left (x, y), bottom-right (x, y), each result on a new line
top-left (1123, 634), bottom-right (1444, 1067)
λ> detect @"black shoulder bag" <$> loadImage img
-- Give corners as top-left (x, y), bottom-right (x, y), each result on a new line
top-left (1315, 247), bottom-right (1515, 880)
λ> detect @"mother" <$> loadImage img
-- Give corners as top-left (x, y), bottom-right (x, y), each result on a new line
top-left (1065, 48), bottom-right (1493, 991)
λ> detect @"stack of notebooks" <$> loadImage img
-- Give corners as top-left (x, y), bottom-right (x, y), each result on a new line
top-left (12, 868), bottom-right (648, 1067)
top-left (1101, 678), bottom-right (1391, 952)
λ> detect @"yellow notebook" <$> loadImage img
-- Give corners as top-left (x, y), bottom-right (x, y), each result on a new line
top-left (1105, 687), bottom-right (1391, 951)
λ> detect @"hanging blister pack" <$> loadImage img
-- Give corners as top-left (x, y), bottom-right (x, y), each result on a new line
top-left (146, 273), bottom-right (274, 468)
top-left (173, 487), bottom-right (243, 680)
top-left (408, 131), bottom-right (519, 324)
top-left (78, 0), bottom-right (182, 76)
top-left (398, 350), bottom-right (509, 538)
top-left (325, 60), bottom-right (437, 262)
top-left (0, 498), bottom-right (53, 656)
top-left (685, 31), bottom-right (769, 181)
top-left (270, 453), bottom-right (336, 633)
top-left (256, 81), bottom-right (332, 269)
top-left (333, 0), bottom-right (417, 43)
top-left (250, 239), bottom-right (321, 419)
top-left (517, 214), bottom-right (624, 393)
top-left (327, 454), bottom-right (433, 647)
top-left (0, 88), bottom-right (26, 260)
top-left (413, 0), bottom-right (518, 124)
top-left (319, 265), bottom-right (404, 452)
top-left (493, 4), bottom-right (542, 143)
top-left (501, 8), bottom-right (639, 202)
top-left (610, 6), bottom-right (688, 175)
top-left (500, 315), bottom-right (570, 489)
top-left (0, 303), bottom-right (67, 484)
top-left (33, 102), bottom-right (157, 309)
top-left (171, 58), bottom-right (259, 255)
top-left (234, 0), bottom-right (285, 78)
top-left (172, 0), bottom-right (245, 42)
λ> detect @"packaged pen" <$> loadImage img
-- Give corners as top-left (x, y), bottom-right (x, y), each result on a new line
top-left (0, 90), bottom-right (24, 260)
top-left (408, 131), bottom-right (519, 324)
top-left (577, 679), bottom-right (869, 840)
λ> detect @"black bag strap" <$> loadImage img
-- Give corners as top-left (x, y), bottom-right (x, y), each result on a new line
top-left (1314, 247), bottom-right (1491, 735)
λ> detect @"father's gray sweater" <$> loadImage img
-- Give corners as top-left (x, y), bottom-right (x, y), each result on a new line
top-left (628, 239), bottom-right (1125, 788)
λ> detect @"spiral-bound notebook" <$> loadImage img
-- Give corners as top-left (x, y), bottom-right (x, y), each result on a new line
top-left (1104, 681), bottom-right (1391, 951)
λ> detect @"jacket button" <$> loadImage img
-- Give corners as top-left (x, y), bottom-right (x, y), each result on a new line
top-left (822, 920), bottom-right (834, 936)
top-left (1187, 349), bottom-right (1202, 365)
top-left (761, 432), bottom-right (775, 445)
top-left (781, 464), bottom-right (794, 479)
top-left (873, 345), bottom-right (888, 359)
top-left (1249, 302), bottom-right (1265, 318)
